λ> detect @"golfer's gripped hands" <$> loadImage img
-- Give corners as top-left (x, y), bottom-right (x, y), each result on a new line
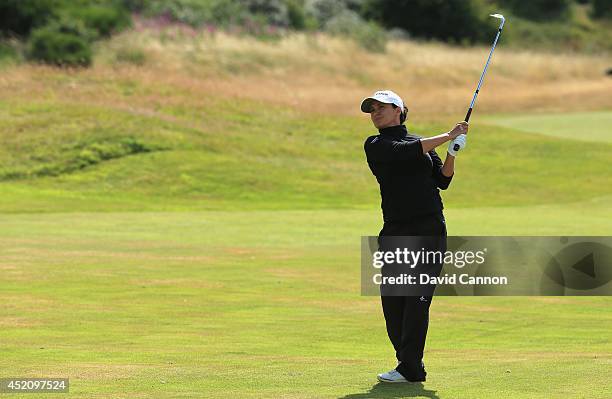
top-left (448, 121), bottom-right (469, 139)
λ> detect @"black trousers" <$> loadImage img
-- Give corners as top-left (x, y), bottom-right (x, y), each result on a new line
top-left (377, 212), bottom-right (447, 381)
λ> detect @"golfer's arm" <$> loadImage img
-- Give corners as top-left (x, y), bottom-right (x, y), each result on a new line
top-left (441, 154), bottom-right (455, 177)
top-left (420, 133), bottom-right (452, 154)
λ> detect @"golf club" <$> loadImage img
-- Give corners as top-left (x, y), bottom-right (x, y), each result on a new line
top-left (454, 13), bottom-right (505, 152)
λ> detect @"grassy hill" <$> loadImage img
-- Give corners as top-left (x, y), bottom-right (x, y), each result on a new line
top-left (1, 29), bottom-right (611, 213)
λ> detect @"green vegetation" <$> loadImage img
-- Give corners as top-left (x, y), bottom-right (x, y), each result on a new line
top-left (26, 19), bottom-right (94, 67)
top-left (2, 0), bottom-right (611, 67)
top-left (362, 0), bottom-right (496, 44)
top-left (498, 0), bottom-right (572, 21)
top-left (0, 9), bottom-right (610, 398)
top-left (1, 93), bottom-right (611, 213)
top-left (592, 0), bottom-right (612, 19)
top-left (0, 40), bottom-right (18, 65)
top-left (484, 111), bottom-right (612, 143)
top-left (1, 211), bottom-right (611, 397)
top-left (1, 0), bottom-right (132, 66)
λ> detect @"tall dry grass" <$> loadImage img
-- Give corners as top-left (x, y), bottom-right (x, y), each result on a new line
top-left (4, 28), bottom-right (611, 123)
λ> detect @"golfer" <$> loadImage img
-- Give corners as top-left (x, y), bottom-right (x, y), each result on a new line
top-left (361, 90), bottom-right (468, 383)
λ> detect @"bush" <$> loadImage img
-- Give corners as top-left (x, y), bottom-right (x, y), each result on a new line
top-left (144, 0), bottom-right (245, 27)
top-left (286, 0), bottom-right (307, 29)
top-left (64, 3), bottom-right (132, 38)
top-left (324, 9), bottom-right (387, 52)
top-left (26, 20), bottom-right (93, 66)
top-left (0, 0), bottom-right (133, 38)
top-left (324, 9), bottom-right (362, 35)
top-left (305, 0), bottom-right (348, 28)
top-left (0, 40), bottom-right (20, 64)
top-left (122, 0), bottom-right (151, 12)
top-left (244, 0), bottom-right (290, 27)
top-left (497, 0), bottom-right (572, 21)
top-left (592, 0), bottom-right (612, 19)
top-left (143, 0), bottom-right (298, 28)
top-left (361, 0), bottom-right (495, 44)
top-left (0, 0), bottom-right (57, 37)
top-left (354, 20), bottom-right (387, 52)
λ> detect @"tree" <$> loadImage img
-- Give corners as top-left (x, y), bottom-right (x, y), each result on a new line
top-left (0, 0), bottom-right (56, 37)
top-left (591, 0), bottom-right (612, 19)
top-left (361, 0), bottom-right (494, 44)
top-left (497, 0), bottom-right (572, 21)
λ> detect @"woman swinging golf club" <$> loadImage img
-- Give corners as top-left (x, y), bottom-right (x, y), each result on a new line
top-left (362, 90), bottom-right (467, 383)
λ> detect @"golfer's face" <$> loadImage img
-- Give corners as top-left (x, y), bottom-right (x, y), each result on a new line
top-left (370, 101), bottom-right (397, 129)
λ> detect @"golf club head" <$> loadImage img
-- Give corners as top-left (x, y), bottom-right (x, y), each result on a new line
top-left (490, 13), bottom-right (505, 28)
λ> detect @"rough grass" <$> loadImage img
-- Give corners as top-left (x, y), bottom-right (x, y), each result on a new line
top-left (90, 29), bottom-right (612, 117)
top-left (0, 92), bottom-right (611, 212)
top-left (1, 59), bottom-right (611, 212)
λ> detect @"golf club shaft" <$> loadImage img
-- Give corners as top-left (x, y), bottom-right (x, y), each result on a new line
top-left (455, 18), bottom-right (505, 151)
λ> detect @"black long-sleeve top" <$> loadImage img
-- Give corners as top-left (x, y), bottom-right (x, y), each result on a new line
top-left (364, 124), bottom-right (453, 223)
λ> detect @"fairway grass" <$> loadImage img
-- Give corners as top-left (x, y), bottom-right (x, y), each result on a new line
top-left (1, 209), bottom-right (611, 398)
top-left (484, 111), bottom-right (612, 143)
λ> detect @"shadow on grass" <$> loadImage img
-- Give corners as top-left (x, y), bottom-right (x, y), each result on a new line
top-left (338, 382), bottom-right (439, 399)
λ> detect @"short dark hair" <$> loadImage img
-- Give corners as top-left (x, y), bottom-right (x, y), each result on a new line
top-left (392, 104), bottom-right (409, 124)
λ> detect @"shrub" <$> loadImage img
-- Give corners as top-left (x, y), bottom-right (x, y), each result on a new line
top-left (324, 9), bottom-right (387, 52)
top-left (64, 3), bottom-right (132, 38)
top-left (144, 0), bottom-right (245, 27)
top-left (26, 20), bottom-right (93, 66)
top-left (361, 0), bottom-right (495, 44)
top-left (244, 0), bottom-right (290, 27)
top-left (497, 0), bottom-right (572, 21)
top-left (324, 9), bottom-right (362, 35)
top-left (122, 0), bottom-right (152, 12)
top-left (143, 0), bottom-right (298, 28)
top-left (286, 0), bottom-right (307, 29)
top-left (305, 0), bottom-right (348, 28)
top-left (591, 0), bottom-right (612, 19)
top-left (354, 20), bottom-right (387, 53)
top-left (0, 40), bottom-right (20, 64)
top-left (0, 0), bottom-right (56, 37)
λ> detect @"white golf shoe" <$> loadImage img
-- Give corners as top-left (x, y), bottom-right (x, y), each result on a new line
top-left (377, 369), bottom-right (408, 383)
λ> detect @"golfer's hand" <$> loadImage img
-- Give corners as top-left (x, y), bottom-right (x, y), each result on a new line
top-left (448, 121), bottom-right (468, 139)
top-left (447, 134), bottom-right (467, 157)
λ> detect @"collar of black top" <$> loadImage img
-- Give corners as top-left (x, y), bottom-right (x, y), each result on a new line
top-left (379, 124), bottom-right (407, 138)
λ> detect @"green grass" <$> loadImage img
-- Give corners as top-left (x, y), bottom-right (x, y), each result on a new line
top-left (484, 111), bottom-right (612, 143)
top-left (1, 96), bottom-right (611, 212)
top-left (1, 211), bottom-right (611, 398)
top-left (1, 52), bottom-right (611, 398)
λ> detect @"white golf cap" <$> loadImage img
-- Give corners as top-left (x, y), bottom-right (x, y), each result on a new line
top-left (360, 90), bottom-right (404, 113)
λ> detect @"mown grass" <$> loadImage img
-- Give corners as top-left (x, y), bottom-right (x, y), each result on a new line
top-left (1, 211), bottom-right (611, 398)
top-left (1, 31), bottom-right (611, 399)
top-left (484, 111), bottom-right (612, 143)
